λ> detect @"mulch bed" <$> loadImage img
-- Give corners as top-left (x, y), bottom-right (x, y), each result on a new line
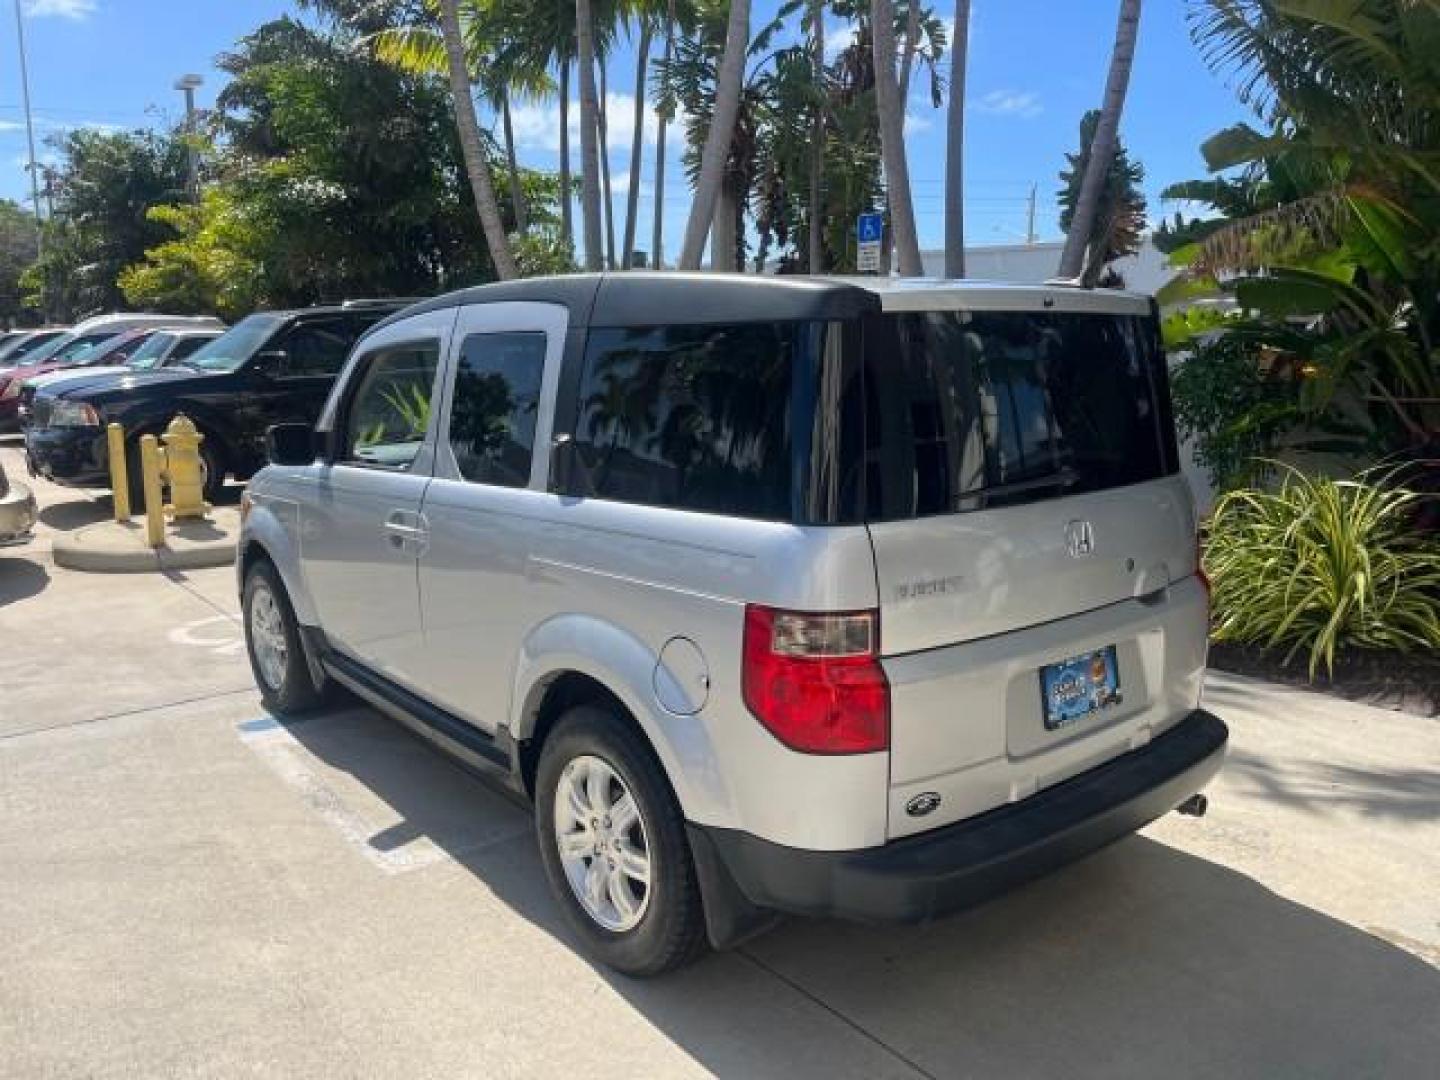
top-left (1208, 641), bottom-right (1440, 718)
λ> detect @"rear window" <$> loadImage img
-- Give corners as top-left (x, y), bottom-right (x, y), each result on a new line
top-left (853, 310), bottom-right (1178, 522)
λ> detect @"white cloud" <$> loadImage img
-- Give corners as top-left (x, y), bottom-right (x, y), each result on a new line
top-left (904, 111), bottom-right (933, 135)
top-left (971, 89), bottom-right (1042, 118)
top-left (509, 91), bottom-right (688, 156)
top-left (24, 0), bottom-right (97, 20)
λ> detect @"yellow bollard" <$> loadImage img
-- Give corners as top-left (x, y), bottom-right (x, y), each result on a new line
top-left (106, 423), bottom-right (130, 523)
top-left (139, 435), bottom-right (165, 548)
top-left (161, 414), bottom-right (210, 520)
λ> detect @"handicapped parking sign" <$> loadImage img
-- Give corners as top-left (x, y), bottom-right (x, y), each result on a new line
top-left (856, 212), bottom-right (884, 244)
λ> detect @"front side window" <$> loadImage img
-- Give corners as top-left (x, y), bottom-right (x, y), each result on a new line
top-left (447, 331), bottom-right (546, 487)
top-left (341, 342), bottom-right (440, 470)
top-left (568, 322), bottom-right (830, 520)
top-left (276, 318), bottom-right (356, 377)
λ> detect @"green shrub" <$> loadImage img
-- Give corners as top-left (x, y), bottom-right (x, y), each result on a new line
top-left (1204, 465), bottom-right (1440, 677)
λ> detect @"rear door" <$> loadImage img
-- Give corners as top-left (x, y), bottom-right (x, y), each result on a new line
top-left (410, 301), bottom-right (567, 733)
top-left (858, 305), bottom-right (1205, 837)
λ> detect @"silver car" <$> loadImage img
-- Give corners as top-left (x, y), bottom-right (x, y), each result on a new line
top-left (0, 456), bottom-right (36, 545)
top-left (238, 274), bottom-right (1227, 975)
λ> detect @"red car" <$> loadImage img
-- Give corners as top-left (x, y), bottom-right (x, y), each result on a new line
top-left (0, 328), bottom-right (137, 429)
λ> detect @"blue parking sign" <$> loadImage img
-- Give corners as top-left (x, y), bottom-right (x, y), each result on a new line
top-left (856, 212), bottom-right (884, 244)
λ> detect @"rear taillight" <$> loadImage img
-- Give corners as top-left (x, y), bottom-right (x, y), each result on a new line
top-left (741, 606), bottom-right (890, 754)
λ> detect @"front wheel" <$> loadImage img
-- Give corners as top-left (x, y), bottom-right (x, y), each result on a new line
top-left (242, 561), bottom-right (323, 715)
top-left (535, 706), bottom-right (707, 976)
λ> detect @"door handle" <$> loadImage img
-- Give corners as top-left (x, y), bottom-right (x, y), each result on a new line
top-left (384, 511), bottom-right (430, 552)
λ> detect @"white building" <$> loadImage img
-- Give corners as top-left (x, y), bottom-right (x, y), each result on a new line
top-left (921, 238), bottom-right (1175, 295)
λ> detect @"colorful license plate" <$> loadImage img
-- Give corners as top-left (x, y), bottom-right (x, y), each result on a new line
top-left (1039, 645), bottom-right (1122, 731)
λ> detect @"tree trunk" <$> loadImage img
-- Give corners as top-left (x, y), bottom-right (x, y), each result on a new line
top-left (871, 0), bottom-right (923, 276)
top-left (808, 2), bottom-right (824, 273)
top-left (501, 95), bottom-right (529, 233)
top-left (559, 61), bottom-right (573, 257)
top-left (898, 0), bottom-right (920, 104)
top-left (575, 0), bottom-right (605, 271)
top-left (711, 180), bottom-right (738, 272)
top-left (678, 0), bottom-right (750, 271)
top-left (622, 23), bottom-right (653, 269)
top-left (598, 59), bottom-right (617, 270)
top-left (652, 0), bottom-right (676, 270)
top-left (438, 0), bottom-right (517, 279)
top-left (1057, 0), bottom-right (1142, 280)
top-left (944, 0), bottom-right (970, 278)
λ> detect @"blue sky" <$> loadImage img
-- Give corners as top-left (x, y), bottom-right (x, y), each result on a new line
top-left (0, 0), bottom-right (1253, 263)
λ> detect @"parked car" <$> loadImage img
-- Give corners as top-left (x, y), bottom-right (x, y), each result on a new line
top-left (0, 314), bottom-right (220, 430)
top-left (238, 274), bottom-right (1228, 976)
top-left (0, 328), bottom-right (67, 368)
top-left (25, 301), bottom-right (411, 501)
top-left (0, 455), bottom-right (36, 546)
top-left (15, 325), bottom-right (229, 423)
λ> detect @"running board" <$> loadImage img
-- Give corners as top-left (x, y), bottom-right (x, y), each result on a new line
top-left (319, 647), bottom-right (515, 776)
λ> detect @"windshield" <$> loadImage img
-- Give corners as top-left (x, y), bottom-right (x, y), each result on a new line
top-left (0, 331), bottom-right (60, 365)
top-left (187, 313), bottom-right (285, 372)
top-left (14, 331), bottom-right (81, 367)
top-left (125, 333), bottom-right (175, 370)
top-left (70, 333), bottom-right (144, 367)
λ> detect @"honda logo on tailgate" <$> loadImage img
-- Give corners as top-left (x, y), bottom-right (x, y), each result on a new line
top-left (1064, 520), bottom-right (1095, 558)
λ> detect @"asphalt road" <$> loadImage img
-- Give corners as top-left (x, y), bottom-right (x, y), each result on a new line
top-left (2, 436), bottom-right (1437, 1079)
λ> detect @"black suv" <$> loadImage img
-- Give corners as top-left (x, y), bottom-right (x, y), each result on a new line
top-left (26, 301), bottom-right (413, 500)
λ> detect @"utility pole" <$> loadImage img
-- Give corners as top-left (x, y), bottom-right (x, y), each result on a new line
top-left (1026, 184), bottom-right (1038, 245)
top-left (14, 0), bottom-right (43, 257)
top-left (174, 74), bottom-right (203, 203)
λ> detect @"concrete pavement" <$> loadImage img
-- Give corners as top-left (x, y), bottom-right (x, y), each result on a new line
top-left (2, 436), bottom-right (1437, 1079)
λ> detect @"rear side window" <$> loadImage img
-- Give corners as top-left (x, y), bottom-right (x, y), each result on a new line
top-left (567, 323), bottom-right (823, 520)
top-left (858, 311), bottom-right (1177, 521)
top-left (448, 331), bottom-right (545, 487)
top-left (341, 342), bottom-right (440, 470)
top-left (276, 318), bottom-right (355, 377)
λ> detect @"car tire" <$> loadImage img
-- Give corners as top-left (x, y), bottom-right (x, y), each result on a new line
top-left (535, 705), bottom-right (708, 976)
top-left (242, 560), bottom-right (324, 715)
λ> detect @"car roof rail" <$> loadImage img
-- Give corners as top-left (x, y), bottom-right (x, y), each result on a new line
top-left (337, 298), bottom-right (424, 310)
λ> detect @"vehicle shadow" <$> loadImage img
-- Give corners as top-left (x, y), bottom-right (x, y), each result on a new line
top-left (0, 556), bottom-right (49, 604)
top-left (273, 705), bottom-right (1440, 1080)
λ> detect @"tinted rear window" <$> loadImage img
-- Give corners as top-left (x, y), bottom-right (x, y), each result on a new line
top-left (853, 311), bottom-right (1177, 522)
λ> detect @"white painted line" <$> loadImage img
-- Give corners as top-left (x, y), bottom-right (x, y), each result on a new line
top-left (238, 712), bottom-right (530, 875)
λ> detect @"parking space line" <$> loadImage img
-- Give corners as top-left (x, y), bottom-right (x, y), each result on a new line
top-left (238, 713), bottom-right (531, 874)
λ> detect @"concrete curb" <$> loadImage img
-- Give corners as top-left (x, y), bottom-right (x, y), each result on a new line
top-left (51, 510), bottom-right (239, 573)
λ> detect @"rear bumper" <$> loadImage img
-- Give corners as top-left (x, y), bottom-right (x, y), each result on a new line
top-left (24, 425), bottom-right (108, 486)
top-left (0, 481), bottom-right (37, 545)
top-left (691, 708), bottom-right (1227, 925)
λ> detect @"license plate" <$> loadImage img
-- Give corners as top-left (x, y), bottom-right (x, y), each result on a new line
top-left (1039, 645), bottom-right (1122, 731)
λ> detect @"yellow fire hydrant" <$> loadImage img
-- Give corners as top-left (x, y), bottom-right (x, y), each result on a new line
top-left (160, 414), bottom-right (210, 520)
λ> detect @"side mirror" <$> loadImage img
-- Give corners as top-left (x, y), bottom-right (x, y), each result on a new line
top-left (266, 423), bottom-right (316, 467)
top-left (253, 348), bottom-right (289, 378)
top-left (549, 433), bottom-right (577, 494)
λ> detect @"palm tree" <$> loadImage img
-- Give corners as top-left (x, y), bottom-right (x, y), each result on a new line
top-left (622, 19), bottom-right (655, 268)
top-left (808, 0), bottom-right (825, 272)
top-left (438, 0), bottom-right (518, 278)
top-left (576, 0), bottom-right (606, 270)
top-left (944, 0), bottom-right (970, 277)
top-left (651, 0), bottom-right (678, 269)
top-left (678, 0), bottom-right (750, 271)
top-left (870, 0), bottom-right (922, 275)
top-left (1057, 0), bottom-right (1142, 280)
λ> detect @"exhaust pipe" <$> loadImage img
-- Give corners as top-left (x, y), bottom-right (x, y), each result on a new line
top-left (1176, 794), bottom-right (1208, 818)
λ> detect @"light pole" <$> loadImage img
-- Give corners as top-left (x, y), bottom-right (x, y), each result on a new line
top-left (13, 0), bottom-right (43, 257)
top-left (174, 73), bottom-right (203, 203)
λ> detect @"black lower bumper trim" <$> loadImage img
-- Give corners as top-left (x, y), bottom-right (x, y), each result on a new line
top-left (693, 709), bottom-right (1227, 924)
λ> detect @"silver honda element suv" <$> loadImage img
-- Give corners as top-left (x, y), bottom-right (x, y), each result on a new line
top-left (239, 274), bottom-right (1226, 975)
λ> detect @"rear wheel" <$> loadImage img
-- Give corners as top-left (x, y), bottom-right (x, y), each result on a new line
top-left (242, 561), bottom-right (323, 715)
top-left (535, 706), bottom-right (707, 976)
